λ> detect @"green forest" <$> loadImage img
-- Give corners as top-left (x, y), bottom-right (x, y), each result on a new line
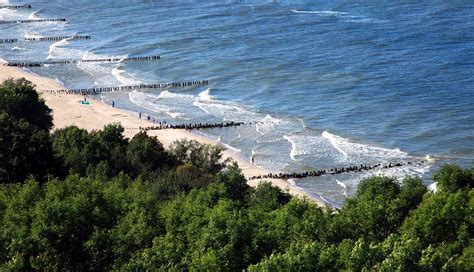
top-left (0, 79), bottom-right (472, 271)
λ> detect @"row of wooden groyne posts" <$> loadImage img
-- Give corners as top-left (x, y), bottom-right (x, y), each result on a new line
top-left (249, 161), bottom-right (426, 180)
top-left (43, 80), bottom-right (209, 95)
top-left (0, 4), bottom-right (163, 69)
top-left (0, 18), bottom-right (66, 24)
top-left (0, 35), bottom-right (90, 43)
top-left (0, 4), bottom-right (64, 24)
top-left (0, 4), bottom-right (32, 9)
top-left (4, 55), bottom-right (161, 67)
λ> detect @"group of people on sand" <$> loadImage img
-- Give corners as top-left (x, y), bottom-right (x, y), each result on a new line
top-left (5, 55), bottom-right (160, 67)
top-left (43, 80), bottom-right (209, 95)
top-left (248, 161), bottom-right (425, 180)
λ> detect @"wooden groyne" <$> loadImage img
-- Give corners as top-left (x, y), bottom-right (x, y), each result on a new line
top-left (249, 161), bottom-right (425, 180)
top-left (5, 55), bottom-right (161, 67)
top-left (0, 39), bottom-right (18, 43)
top-left (0, 18), bottom-right (66, 24)
top-left (0, 4), bottom-right (32, 9)
top-left (25, 35), bottom-right (91, 41)
top-left (43, 80), bottom-right (208, 94)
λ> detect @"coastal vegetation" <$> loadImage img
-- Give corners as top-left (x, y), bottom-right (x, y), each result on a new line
top-left (0, 79), bottom-right (472, 271)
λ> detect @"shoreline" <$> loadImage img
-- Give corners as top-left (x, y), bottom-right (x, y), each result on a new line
top-left (0, 64), bottom-right (328, 207)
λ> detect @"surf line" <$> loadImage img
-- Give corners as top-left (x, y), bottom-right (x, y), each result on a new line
top-left (4, 55), bottom-right (161, 67)
top-left (249, 161), bottom-right (426, 180)
top-left (43, 80), bottom-right (208, 94)
top-left (0, 18), bottom-right (66, 24)
top-left (0, 4), bottom-right (32, 9)
top-left (0, 39), bottom-right (18, 43)
top-left (25, 35), bottom-right (91, 41)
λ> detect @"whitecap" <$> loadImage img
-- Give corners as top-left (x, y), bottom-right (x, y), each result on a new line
top-left (198, 88), bottom-right (215, 101)
top-left (321, 130), bottom-right (408, 164)
top-left (24, 33), bottom-right (43, 40)
top-left (129, 90), bottom-right (192, 119)
top-left (255, 114), bottom-right (284, 135)
top-left (193, 91), bottom-right (257, 122)
top-left (291, 9), bottom-right (348, 16)
top-left (283, 135), bottom-right (298, 161)
top-left (283, 133), bottom-right (339, 162)
top-left (336, 179), bottom-right (349, 198)
top-left (47, 38), bottom-right (72, 59)
top-left (111, 66), bottom-right (142, 85)
top-left (27, 11), bottom-right (40, 20)
top-left (77, 51), bottom-right (126, 78)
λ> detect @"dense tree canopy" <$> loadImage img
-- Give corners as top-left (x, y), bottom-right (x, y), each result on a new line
top-left (0, 78), bottom-right (53, 130)
top-left (0, 79), bottom-right (472, 271)
top-left (0, 79), bottom-right (56, 183)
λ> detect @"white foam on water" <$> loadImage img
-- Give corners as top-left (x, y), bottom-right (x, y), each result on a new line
top-left (77, 51), bottom-right (126, 78)
top-left (193, 89), bottom-right (257, 122)
top-left (322, 130), bottom-right (408, 164)
top-left (111, 66), bottom-right (142, 85)
top-left (11, 46), bottom-right (24, 51)
top-left (27, 10), bottom-right (40, 20)
top-left (283, 133), bottom-right (341, 162)
top-left (291, 9), bottom-right (349, 16)
top-left (47, 38), bottom-right (74, 59)
top-left (198, 88), bottom-right (215, 101)
top-left (199, 131), bottom-right (242, 154)
top-left (291, 9), bottom-right (382, 24)
top-left (283, 135), bottom-right (298, 161)
top-left (24, 33), bottom-right (43, 39)
top-left (255, 114), bottom-right (284, 135)
top-left (288, 178), bottom-right (296, 186)
top-left (322, 131), bottom-right (349, 158)
top-left (336, 179), bottom-right (349, 197)
top-left (129, 90), bottom-right (191, 119)
top-left (0, 3), bottom-right (20, 20)
top-left (220, 142), bottom-right (242, 153)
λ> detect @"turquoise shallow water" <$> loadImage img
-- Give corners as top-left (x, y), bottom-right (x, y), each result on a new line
top-left (1, 0), bottom-right (473, 205)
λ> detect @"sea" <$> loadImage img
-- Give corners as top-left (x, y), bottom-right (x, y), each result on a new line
top-left (1, 0), bottom-right (473, 206)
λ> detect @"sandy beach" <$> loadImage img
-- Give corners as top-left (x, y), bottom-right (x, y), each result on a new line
top-left (0, 63), bottom-right (327, 207)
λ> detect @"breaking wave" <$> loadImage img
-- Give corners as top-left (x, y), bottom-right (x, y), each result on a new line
top-left (129, 90), bottom-right (192, 119)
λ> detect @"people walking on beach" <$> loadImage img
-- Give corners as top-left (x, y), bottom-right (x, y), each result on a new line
top-left (139, 112), bottom-right (142, 119)
top-left (112, 100), bottom-right (115, 107)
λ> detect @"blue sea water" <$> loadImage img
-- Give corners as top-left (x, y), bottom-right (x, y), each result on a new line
top-left (1, 0), bottom-right (473, 205)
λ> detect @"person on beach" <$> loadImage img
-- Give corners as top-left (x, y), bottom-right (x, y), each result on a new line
top-left (251, 155), bottom-right (255, 164)
top-left (139, 112), bottom-right (142, 119)
top-left (112, 101), bottom-right (115, 107)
